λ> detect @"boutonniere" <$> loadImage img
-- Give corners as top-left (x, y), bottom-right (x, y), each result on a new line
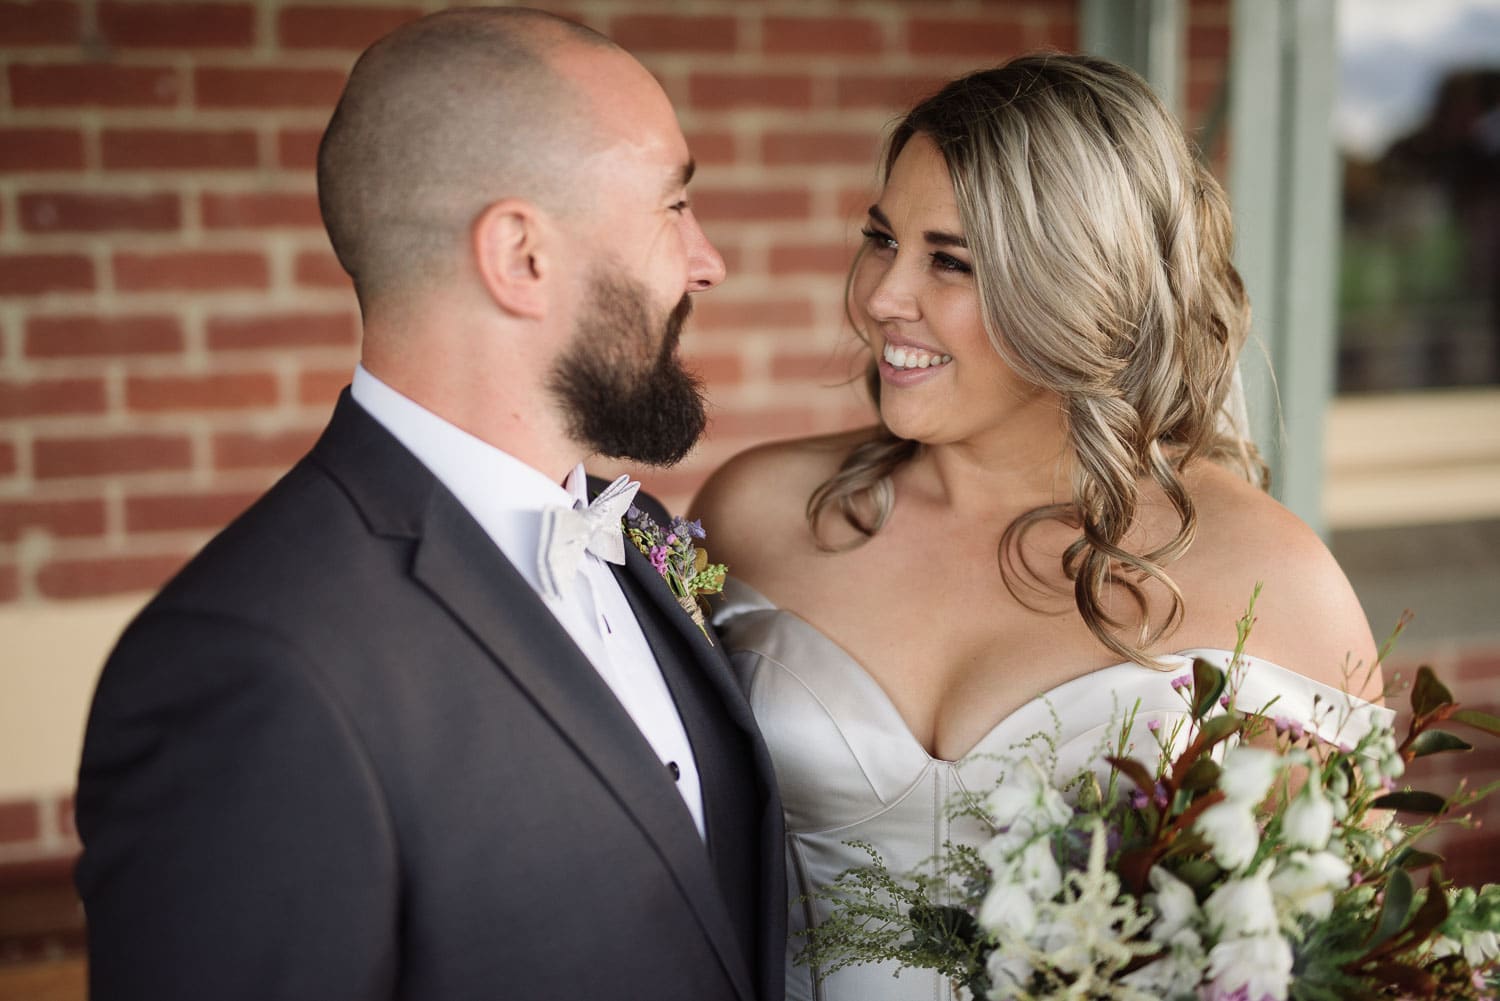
top-left (623, 506), bottom-right (727, 644)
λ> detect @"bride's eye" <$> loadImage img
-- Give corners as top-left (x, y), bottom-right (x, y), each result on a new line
top-left (931, 252), bottom-right (971, 274)
top-left (861, 227), bottom-right (897, 253)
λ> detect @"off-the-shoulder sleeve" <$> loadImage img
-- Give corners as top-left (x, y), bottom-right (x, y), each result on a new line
top-left (712, 575), bottom-right (777, 629)
top-left (1183, 648), bottom-right (1396, 748)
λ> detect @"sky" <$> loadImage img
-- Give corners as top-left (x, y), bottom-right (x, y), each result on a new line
top-left (1338, 0), bottom-right (1500, 159)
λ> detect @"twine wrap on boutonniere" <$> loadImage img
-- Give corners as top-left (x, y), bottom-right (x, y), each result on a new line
top-left (622, 506), bottom-right (727, 644)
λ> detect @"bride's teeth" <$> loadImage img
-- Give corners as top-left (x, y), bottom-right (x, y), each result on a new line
top-left (882, 344), bottom-right (952, 370)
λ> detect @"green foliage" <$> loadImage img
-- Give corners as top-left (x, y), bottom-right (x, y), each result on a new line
top-left (796, 840), bottom-right (991, 987)
top-left (1409, 730), bottom-right (1474, 757)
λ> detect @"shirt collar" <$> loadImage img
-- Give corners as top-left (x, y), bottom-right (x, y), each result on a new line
top-left (349, 364), bottom-right (585, 591)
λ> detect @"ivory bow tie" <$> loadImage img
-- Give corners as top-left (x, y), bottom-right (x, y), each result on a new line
top-left (536, 474), bottom-right (640, 601)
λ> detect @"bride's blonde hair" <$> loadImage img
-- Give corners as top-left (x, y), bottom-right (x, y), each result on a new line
top-left (808, 53), bottom-right (1267, 666)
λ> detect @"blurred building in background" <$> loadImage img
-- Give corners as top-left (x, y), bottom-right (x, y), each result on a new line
top-left (1324, 0), bottom-right (1500, 898)
top-left (0, 0), bottom-right (1495, 994)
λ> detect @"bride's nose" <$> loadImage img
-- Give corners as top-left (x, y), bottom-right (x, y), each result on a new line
top-left (862, 258), bottom-right (920, 324)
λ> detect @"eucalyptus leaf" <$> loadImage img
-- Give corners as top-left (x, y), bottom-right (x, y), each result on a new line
top-left (1105, 755), bottom-right (1156, 795)
top-left (1404, 874), bottom-right (1451, 944)
top-left (1172, 857), bottom-right (1219, 891)
top-left (1410, 665), bottom-right (1454, 716)
top-left (1369, 867), bottom-right (1414, 949)
top-left (1179, 758), bottom-right (1222, 793)
top-left (1408, 729), bottom-right (1473, 757)
top-left (1453, 708), bottom-right (1500, 737)
top-left (1392, 848), bottom-right (1444, 871)
top-left (1196, 714), bottom-right (1242, 746)
top-left (1372, 790), bottom-right (1448, 814)
top-left (1191, 658), bottom-right (1227, 718)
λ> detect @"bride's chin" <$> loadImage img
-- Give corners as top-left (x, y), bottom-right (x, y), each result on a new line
top-left (878, 404), bottom-right (942, 446)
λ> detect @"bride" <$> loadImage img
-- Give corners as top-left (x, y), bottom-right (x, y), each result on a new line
top-left (692, 54), bottom-right (1392, 1001)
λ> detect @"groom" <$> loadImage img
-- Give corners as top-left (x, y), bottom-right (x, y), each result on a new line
top-left (74, 8), bottom-right (784, 1001)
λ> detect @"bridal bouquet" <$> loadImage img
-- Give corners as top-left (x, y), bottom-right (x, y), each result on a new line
top-left (801, 601), bottom-right (1500, 1001)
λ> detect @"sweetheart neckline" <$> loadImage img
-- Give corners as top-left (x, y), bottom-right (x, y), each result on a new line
top-left (715, 579), bottom-right (1265, 764)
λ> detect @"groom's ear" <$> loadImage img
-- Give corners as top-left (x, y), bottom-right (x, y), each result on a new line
top-left (472, 199), bottom-right (549, 320)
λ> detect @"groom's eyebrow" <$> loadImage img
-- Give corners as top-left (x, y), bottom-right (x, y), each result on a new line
top-left (867, 204), bottom-right (968, 249)
top-left (668, 158), bottom-right (697, 195)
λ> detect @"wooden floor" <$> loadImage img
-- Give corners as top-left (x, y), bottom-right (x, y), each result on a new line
top-left (0, 853), bottom-right (86, 1001)
top-left (0, 958), bottom-right (85, 1001)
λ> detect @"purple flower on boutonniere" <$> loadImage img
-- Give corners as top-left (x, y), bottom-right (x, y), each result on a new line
top-left (623, 505), bottom-right (728, 644)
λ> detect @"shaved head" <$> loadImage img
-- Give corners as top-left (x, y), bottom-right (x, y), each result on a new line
top-left (317, 7), bottom-right (618, 310)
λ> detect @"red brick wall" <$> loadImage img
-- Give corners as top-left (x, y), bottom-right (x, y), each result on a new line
top-left (0, 0), bottom-right (1254, 607)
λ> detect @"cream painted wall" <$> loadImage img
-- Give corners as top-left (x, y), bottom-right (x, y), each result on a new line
top-left (0, 596), bottom-right (147, 801)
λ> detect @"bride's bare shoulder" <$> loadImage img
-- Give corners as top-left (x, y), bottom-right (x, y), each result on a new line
top-left (689, 427), bottom-right (879, 570)
top-left (1180, 462), bottom-right (1382, 697)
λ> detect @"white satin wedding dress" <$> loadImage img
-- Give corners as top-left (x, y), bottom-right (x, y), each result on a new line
top-left (714, 577), bottom-right (1395, 1001)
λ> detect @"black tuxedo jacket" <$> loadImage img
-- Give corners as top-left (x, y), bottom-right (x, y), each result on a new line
top-left (75, 392), bottom-right (786, 1001)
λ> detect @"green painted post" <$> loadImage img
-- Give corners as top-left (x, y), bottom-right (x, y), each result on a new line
top-left (1080, 0), bottom-right (1184, 116)
top-left (1228, 0), bottom-right (1286, 489)
top-left (1230, 0), bottom-right (1339, 532)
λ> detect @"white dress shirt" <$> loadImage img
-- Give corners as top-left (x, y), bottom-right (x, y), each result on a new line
top-left (350, 366), bottom-right (705, 838)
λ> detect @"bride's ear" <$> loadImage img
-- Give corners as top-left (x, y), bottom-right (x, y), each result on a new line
top-left (472, 199), bottom-right (549, 320)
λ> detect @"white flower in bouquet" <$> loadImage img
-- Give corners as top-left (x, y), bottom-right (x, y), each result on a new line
top-left (1268, 850), bottom-right (1351, 921)
top-left (1358, 725), bottom-right (1405, 784)
top-left (1203, 931), bottom-right (1294, 1001)
top-left (984, 755), bottom-right (1072, 836)
top-left (1344, 823), bottom-right (1391, 865)
top-left (1432, 930), bottom-right (1500, 969)
top-left (1203, 868), bottom-right (1280, 939)
top-left (1468, 930), bottom-right (1500, 968)
top-left (1004, 821), bottom-right (1159, 1000)
top-left (1013, 836), bottom-right (1063, 899)
top-left (978, 878), bottom-right (1038, 939)
top-left (1191, 870), bottom-right (1296, 1000)
top-left (1118, 926), bottom-right (1205, 999)
top-left (1433, 885), bottom-right (1500, 972)
top-left (1216, 746), bottom-right (1281, 803)
top-left (1192, 746), bottom-right (1285, 871)
top-left (1193, 799), bottom-right (1260, 872)
top-left (984, 943), bottom-right (1034, 997)
top-left (1280, 777), bottom-right (1336, 850)
top-left (1143, 865), bottom-right (1199, 943)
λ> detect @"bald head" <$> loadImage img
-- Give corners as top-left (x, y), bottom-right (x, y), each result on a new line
top-left (317, 7), bottom-right (618, 311)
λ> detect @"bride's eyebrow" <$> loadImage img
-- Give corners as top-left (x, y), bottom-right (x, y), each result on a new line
top-left (924, 229), bottom-right (967, 249)
top-left (866, 204), bottom-right (967, 248)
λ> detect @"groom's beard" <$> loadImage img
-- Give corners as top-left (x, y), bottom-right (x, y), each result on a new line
top-left (547, 268), bottom-right (708, 467)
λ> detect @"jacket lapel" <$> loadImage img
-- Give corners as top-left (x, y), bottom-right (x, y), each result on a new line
top-left (312, 394), bottom-right (756, 1001)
